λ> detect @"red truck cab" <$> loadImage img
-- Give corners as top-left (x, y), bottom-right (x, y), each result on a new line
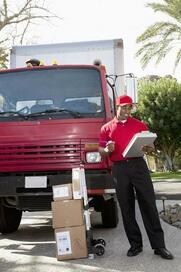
top-left (0, 64), bottom-right (118, 234)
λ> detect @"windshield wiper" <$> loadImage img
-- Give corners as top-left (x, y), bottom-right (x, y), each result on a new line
top-left (0, 111), bottom-right (27, 119)
top-left (25, 108), bottom-right (81, 118)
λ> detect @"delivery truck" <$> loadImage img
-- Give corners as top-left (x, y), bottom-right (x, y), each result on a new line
top-left (0, 38), bottom-right (136, 234)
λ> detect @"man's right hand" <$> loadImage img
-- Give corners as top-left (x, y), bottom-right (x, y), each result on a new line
top-left (104, 141), bottom-right (115, 153)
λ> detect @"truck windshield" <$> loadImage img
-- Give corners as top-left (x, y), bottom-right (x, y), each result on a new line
top-left (0, 67), bottom-right (104, 120)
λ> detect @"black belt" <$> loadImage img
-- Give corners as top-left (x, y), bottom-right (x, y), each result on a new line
top-left (113, 157), bottom-right (143, 164)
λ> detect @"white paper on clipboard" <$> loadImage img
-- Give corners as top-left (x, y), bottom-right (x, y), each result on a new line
top-left (122, 132), bottom-right (157, 158)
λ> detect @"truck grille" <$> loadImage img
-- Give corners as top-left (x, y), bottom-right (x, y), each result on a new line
top-left (0, 140), bottom-right (83, 171)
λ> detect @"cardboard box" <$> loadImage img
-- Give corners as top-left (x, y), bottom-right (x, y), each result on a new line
top-left (72, 168), bottom-right (83, 199)
top-left (55, 225), bottom-right (88, 260)
top-left (52, 183), bottom-right (72, 201)
top-left (51, 199), bottom-right (84, 228)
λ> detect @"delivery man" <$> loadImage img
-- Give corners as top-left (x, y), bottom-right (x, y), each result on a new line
top-left (99, 95), bottom-right (174, 260)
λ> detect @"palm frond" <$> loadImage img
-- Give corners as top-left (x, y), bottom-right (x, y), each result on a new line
top-left (136, 39), bottom-right (173, 68)
top-left (147, 0), bottom-right (181, 21)
top-left (174, 48), bottom-right (181, 70)
top-left (137, 22), bottom-right (166, 42)
top-left (137, 21), bottom-right (181, 42)
top-left (155, 41), bottom-right (173, 64)
top-left (136, 0), bottom-right (181, 70)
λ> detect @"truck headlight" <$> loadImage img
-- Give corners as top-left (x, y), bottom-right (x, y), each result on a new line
top-left (86, 152), bottom-right (101, 163)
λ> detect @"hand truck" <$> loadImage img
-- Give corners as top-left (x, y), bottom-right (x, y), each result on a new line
top-left (79, 166), bottom-right (106, 259)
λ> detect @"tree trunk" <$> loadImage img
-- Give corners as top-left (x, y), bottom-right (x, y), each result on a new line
top-left (164, 154), bottom-right (175, 171)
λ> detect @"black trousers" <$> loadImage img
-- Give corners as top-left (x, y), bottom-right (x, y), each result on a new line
top-left (112, 157), bottom-right (165, 249)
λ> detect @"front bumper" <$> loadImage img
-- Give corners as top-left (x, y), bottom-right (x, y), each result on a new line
top-left (0, 170), bottom-right (115, 211)
top-left (0, 170), bottom-right (115, 197)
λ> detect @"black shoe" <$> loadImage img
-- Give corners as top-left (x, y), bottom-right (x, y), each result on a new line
top-left (154, 248), bottom-right (174, 260)
top-left (127, 246), bottom-right (143, 257)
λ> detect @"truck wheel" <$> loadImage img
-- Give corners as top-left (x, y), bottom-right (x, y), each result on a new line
top-left (0, 201), bottom-right (22, 234)
top-left (101, 198), bottom-right (119, 228)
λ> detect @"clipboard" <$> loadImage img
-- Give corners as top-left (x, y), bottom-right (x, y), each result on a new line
top-left (122, 131), bottom-right (157, 158)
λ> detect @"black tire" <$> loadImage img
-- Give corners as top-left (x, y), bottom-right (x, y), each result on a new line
top-left (0, 201), bottom-right (22, 234)
top-left (97, 238), bottom-right (106, 247)
top-left (94, 244), bottom-right (105, 256)
top-left (101, 198), bottom-right (119, 228)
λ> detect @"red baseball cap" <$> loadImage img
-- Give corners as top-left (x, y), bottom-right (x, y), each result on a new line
top-left (116, 95), bottom-right (133, 106)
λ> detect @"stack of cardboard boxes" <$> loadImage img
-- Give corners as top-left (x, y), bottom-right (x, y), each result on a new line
top-left (51, 170), bottom-right (88, 261)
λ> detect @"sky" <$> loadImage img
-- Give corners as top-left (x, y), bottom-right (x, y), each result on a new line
top-left (25, 0), bottom-right (181, 82)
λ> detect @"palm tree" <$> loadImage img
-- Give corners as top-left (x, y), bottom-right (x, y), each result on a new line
top-left (136, 0), bottom-right (181, 72)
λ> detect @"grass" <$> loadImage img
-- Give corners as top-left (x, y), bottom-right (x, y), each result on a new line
top-left (151, 171), bottom-right (181, 180)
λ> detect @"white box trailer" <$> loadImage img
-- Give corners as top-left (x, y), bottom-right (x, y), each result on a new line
top-left (10, 39), bottom-right (126, 96)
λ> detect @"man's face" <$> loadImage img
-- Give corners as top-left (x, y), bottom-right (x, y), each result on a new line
top-left (116, 104), bottom-right (132, 121)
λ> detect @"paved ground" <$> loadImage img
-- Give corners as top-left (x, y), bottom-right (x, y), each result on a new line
top-left (153, 179), bottom-right (181, 200)
top-left (1, 201), bottom-right (181, 272)
top-left (0, 201), bottom-right (181, 272)
top-left (0, 180), bottom-right (181, 272)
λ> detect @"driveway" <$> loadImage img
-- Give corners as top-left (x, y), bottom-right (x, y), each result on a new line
top-left (0, 199), bottom-right (181, 272)
top-left (153, 179), bottom-right (181, 200)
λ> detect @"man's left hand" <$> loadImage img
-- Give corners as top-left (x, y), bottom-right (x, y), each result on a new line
top-left (141, 145), bottom-right (155, 154)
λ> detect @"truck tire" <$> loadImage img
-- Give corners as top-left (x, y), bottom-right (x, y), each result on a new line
top-left (101, 198), bottom-right (119, 228)
top-left (0, 201), bottom-right (22, 234)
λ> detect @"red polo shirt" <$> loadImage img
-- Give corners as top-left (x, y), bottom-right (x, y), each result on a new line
top-left (99, 116), bottom-right (148, 161)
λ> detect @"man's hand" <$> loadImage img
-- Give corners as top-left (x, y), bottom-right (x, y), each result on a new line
top-left (141, 145), bottom-right (155, 154)
top-left (99, 141), bottom-right (115, 157)
top-left (104, 141), bottom-right (115, 153)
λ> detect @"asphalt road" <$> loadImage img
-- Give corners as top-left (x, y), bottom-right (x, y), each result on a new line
top-left (0, 199), bottom-right (181, 272)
